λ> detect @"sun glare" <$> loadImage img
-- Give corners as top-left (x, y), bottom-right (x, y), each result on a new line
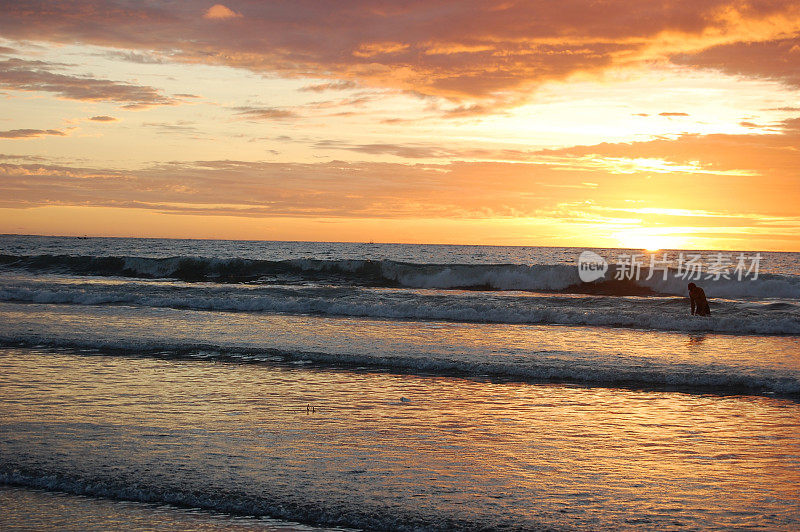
top-left (612, 230), bottom-right (688, 251)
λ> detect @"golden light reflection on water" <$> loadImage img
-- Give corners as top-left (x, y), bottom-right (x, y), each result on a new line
top-left (1, 348), bottom-right (799, 529)
top-left (5, 303), bottom-right (798, 374)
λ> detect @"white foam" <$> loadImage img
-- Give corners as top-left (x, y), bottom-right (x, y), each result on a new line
top-left (2, 285), bottom-right (798, 335)
top-left (638, 270), bottom-right (800, 299)
top-left (382, 262), bottom-right (579, 290)
top-left (4, 254), bottom-right (800, 300)
top-left (1, 333), bottom-right (798, 397)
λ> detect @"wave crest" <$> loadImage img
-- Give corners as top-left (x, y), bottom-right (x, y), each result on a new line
top-left (2, 253), bottom-right (799, 299)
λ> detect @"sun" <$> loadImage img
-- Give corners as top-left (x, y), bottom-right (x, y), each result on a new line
top-left (612, 230), bottom-right (687, 252)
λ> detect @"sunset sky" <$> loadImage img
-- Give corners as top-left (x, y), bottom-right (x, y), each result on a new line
top-left (1, 1), bottom-right (799, 250)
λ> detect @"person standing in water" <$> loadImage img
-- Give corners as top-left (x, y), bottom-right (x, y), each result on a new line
top-left (688, 282), bottom-right (711, 316)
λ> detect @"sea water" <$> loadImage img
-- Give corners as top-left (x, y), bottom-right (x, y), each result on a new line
top-left (1, 235), bottom-right (798, 530)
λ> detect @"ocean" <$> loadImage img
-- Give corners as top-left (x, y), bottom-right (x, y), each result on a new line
top-left (1, 235), bottom-right (798, 530)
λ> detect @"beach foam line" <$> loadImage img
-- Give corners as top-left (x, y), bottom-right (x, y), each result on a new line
top-left (0, 469), bottom-right (427, 531)
top-left (1, 286), bottom-right (798, 335)
top-left (3, 340), bottom-right (798, 399)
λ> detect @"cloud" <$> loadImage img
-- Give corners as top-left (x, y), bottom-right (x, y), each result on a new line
top-left (0, 58), bottom-right (176, 109)
top-left (232, 106), bottom-right (298, 120)
top-left (0, 128), bottom-right (66, 139)
top-left (659, 112), bottom-right (689, 117)
top-left (299, 80), bottom-right (358, 92)
top-left (203, 4), bottom-right (243, 20)
top-left (314, 140), bottom-right (539, 161)
top-left (352, 42), bottom-right (410, 58)
top-left (534, 126), bottom-right (800, 217)
top-left (315, 141), bottom-right (453, 159)
top-left (101, 50), bottom-right (167, 64)
top-left (2, 130), bottom-right (799, 248)
top-left (3, 120), bottom-right (799, 225)
top-left (142, 121), bottom-right (198, 133)
top-left (672, 35), bottom-right (800, 88)
top-left (1, 1), bottom-right (798, 107)
top-left (89, 115), bottom-right (117, 122)
top-left (0, 153), bottom-right (47, 161)
top-left (440, 103), bottom-right (499, 118)
top-left (301, 95), bottom-right (373, 111)
top-left (781, 117), bottom-right (800, 131)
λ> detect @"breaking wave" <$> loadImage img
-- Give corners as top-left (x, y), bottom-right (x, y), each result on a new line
top-left (2, 253), bottom-right (799, 299)
top-left (1, 285), bottom-right (799, 334)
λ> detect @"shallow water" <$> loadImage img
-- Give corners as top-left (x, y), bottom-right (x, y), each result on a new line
top-left (2, 236), bottom-right (798, 529)
top-left (1, 301), bottom-right (798, 396)
top-left (2, 348), bottom-right (799, 530)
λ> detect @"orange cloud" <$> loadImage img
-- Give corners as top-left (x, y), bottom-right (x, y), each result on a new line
top-left (672, 35), bottom-right (800, 87)
top-left (535, 121), bottom-right (800, 218)
top-left (232, 106), bottom-right (298, 120)
top-left (0, 58), bottom-right (177, 108)
top-left (2, 117), bottom-right (798, 223)
top-left (299, 80), bottom-right (357, 92)
top-left (203, 4), bottom-right (242, 20)
top-left (0, 129), bottom-right (66, 139)
top-left (352, 42), bottom-right (410, 58)
top-left (2, 152), bottom-right (798, 250)
top-left (1, 1), bottom-right (798, 107)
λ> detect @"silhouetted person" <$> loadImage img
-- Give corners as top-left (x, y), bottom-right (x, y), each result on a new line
top-left (688, 282), bottom-right (710, 316)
